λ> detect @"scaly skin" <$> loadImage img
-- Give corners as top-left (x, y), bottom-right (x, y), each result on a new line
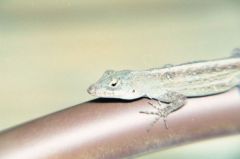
top-left (88, 49), bottom-right (240, 128)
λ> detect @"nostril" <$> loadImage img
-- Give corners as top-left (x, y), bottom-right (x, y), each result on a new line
top-left (87, 85), bottom-right (96, 94)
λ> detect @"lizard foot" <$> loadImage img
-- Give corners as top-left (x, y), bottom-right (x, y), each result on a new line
top-left (139, 102), bottom-right (170, 129)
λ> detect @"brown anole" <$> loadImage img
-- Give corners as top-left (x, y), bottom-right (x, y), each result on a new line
top-left (87, 49), bottom-right (240, 128)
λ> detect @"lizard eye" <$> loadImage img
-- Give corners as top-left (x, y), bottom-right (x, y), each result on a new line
top-left (109, 78), bottom-right (119, 87)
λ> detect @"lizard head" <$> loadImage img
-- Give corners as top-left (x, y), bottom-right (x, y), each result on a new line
top-left (87, 70), bottom-right (142, 99)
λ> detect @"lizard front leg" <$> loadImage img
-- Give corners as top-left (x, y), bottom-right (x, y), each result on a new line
top-left (158, 91), bottom-right (186, 118)
top-left (140, 91), bottom-right (186, 128)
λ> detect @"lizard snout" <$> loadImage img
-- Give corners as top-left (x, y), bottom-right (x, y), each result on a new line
top-left (87, 85), bottom-right (96, 95)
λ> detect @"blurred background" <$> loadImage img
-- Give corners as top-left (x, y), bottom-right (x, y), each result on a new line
top-left (0, 0), bottom-right (240, 158)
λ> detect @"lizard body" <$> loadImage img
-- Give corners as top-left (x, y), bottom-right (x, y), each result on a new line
top-left (87, 49), bottom-right (240, 127)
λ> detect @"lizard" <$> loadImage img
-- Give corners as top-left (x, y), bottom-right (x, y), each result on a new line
top-left (87, 49), bottom-right (240, 128)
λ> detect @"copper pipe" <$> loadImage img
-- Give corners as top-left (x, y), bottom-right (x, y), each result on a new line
top-left (0, 88), bottom-right (240, 159)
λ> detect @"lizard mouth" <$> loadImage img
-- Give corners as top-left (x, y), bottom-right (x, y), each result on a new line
top-left (87, 85), bottom-right (115, 97)
top-left (94, 91), bottom-right (115, 97)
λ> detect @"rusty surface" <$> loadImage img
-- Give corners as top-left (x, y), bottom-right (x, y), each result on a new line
top-left (0, 89), bottom-right (240, 159)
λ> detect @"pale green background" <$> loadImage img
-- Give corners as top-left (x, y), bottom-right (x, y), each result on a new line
top-left (0, 0), bottom-right (240, 158)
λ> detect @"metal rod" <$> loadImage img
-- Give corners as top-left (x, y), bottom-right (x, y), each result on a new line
top-left (0, 89), bottom-right (240, 159)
